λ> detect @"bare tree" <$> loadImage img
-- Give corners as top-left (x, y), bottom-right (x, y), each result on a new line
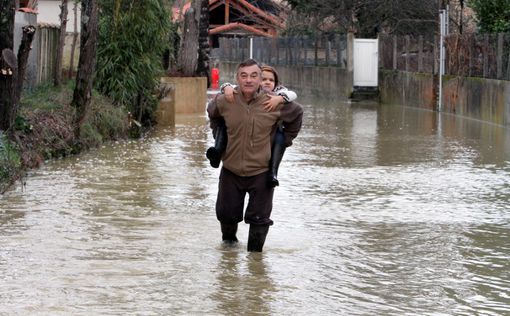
top-left (178, 6), bottom-right (199, 76)
top-left (71, 0), bottom-right (98, 138)
top-left (177, 0), bottom-right (210, 80)
top-left (286, 0), bottom-right (440, 37)
top-left (14, 25), bottom-right (36, 106)
top-left (54, 0), bottom-right (69, 86)
top-left (0, 0), bottom-right (16, 132)
top-left (196, 0), bottom-right (210, 86)
top-left (68, 0), bottom-right (78, 79)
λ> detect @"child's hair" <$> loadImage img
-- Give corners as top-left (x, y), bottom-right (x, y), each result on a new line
top-left (261, 65), bottom-right (279, 88)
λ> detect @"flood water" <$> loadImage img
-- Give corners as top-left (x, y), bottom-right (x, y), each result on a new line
top-left (1, 96), bottom-right (510, 315)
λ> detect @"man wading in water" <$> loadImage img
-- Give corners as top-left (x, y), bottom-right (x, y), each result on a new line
top-left (207, 59), bottom-right (303, 252)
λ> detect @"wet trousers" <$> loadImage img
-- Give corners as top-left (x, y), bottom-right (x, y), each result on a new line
top-left (216, 167), bottom-right (275, 226)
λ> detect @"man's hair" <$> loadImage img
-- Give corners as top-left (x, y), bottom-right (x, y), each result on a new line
top-left (237, 58), bottom-right (261, 71)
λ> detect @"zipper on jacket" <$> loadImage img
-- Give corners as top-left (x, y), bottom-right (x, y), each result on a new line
top-left (250, 117), bottom-right (255, 147)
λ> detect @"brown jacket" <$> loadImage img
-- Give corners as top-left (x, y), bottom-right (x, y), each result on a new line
top-left (207, 88), bottom-right (303, 177)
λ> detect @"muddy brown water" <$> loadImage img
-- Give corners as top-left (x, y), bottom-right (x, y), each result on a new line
top-left (1, 96), bottom-right (509, 315)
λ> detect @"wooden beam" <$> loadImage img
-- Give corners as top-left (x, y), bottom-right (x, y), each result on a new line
top-left (228, 1), bottom-right (274, 30)
top-left (209, 22), bottom-right (273, 37)
top-left (235, 0), bottom-right (284, 28)
top-left (210, 1), bottom-right (222, 11)
top-left (225, 0), bottom-right (230, 25)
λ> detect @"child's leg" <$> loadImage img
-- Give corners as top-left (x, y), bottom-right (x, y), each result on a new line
top-left (206, 121), bottom-right (228, 168)
top-left (268, 126), bottom-right (286, 187)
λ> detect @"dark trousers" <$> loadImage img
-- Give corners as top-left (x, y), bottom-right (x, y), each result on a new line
top-left (216, 167), bottom-right (275, 226)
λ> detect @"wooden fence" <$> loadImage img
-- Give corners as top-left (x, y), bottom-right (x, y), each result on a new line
top-left (216, 32), bottom-right (510, 82)
top-left (36, 24), bottom-right (59, 84)
top-left (379, 33), bottom-right (510, 81)
top-left (214, 34), bottom-right (349, 68)
top-left (379, 34), bottom-right (437, 74)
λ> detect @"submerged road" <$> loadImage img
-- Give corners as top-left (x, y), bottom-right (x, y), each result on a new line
top-left (1, 95), bottom-right (509, 315)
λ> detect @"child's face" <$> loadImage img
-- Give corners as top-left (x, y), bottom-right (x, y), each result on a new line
top-left (261, 70), bottom-right (276, 91)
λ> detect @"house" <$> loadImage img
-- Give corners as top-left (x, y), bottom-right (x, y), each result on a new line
top-left (14, 0), bottom-right (80, 87)
top-left (26, 0), bottom-right (81, 33)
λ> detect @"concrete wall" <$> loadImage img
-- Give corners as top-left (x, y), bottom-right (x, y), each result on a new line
top-left (379, 70), bottom-right (436, 110)
top-left (218, 62), bottom-right (353, 99)
top-left (379, 70), bottom-right (510, 126)
top-left (218, 61), bottom-right (510, 127)
top-left (156, 77), bottom-right (208, 126)
top-left (442, 76), bottom-right (510, 126)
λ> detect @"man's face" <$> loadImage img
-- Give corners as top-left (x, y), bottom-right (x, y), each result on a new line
top-left (236, 64), bottom-right (261, 97)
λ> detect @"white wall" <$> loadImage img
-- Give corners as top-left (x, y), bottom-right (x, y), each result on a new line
top-left (37, 0), bottom-right (81, 33)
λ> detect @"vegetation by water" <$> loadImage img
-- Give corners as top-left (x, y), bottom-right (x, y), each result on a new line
top-left (0, 82), bottom-right (130, 193)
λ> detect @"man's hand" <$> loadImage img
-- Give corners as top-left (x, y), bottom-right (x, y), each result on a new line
top-left (263, 95), bottom-right (284, 112)
top-left (224, 85), bottom-right (237, 103)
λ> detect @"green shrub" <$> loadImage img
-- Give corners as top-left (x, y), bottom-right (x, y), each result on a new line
top-left (0, 133), bottom-right (21, 192)
top-left (96, 0), bottom-right (171, 124)
top-left (79, 122), bottom-right (103, 149)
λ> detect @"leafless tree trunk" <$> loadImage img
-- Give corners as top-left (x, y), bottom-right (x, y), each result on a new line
top-left (0, 0), bottom-right (16, 132)
top-left (68, 0), bottom-right (78, 79)
top-left (54, 0), bottom-right (69, 86)
top-left (71, 0), bottom-right (98, 139)
top-left (178, 7), bottom-right (198, 76)
top-left (459, 0), bottom-right (464, 34)
top-left (14, 25), bottom-right (36, 106)
top-left (196, 0), bottom-right (210, 86)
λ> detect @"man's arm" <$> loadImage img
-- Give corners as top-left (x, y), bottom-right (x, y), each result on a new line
top-left (279, 101), bottom-right (304, 147)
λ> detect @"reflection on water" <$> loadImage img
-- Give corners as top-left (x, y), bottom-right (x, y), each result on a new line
top-left (1, 98), bottom-right (509, 315)
top-left (212, 250), bottom-right (275, 315)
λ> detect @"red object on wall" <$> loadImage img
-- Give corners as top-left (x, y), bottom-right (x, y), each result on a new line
top-left (211, 68), bottom-right (219, 89)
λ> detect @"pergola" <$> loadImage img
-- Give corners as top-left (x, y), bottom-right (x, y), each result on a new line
top-left (175, 0), bottom-right (285, 38)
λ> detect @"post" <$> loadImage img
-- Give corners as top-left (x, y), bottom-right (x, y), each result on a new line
top-left (392, 35), bottom-right (397, 70)
top-left (288, 37), bottom-right (293, 65)
top-left (249, 37), bottom-right (253, 59)
top-left (336, 34), bottom-right (341, 67)
top-left (468, 35), bottom-right (473, 77)
top-left (418, 35), bottom-right (423, 72)
top-left (438, 9), bottom-right (446, 112)
top-left (405, 35), bottom-right (410, 71)
top-left (314, 35), bottom-right (318, 66)
top-left (483, 34), bottom-right (488, 78)
top-left (507, 45), bottom-right (510, 81)
top-left (303, 36), bottom-right (309, 66)
top-left (497, 33), bottom-right (503, 79)
top-left (347, 32), bottom-right (354, 73)
top-left (325, 39), bottom-right (331, 66)
top-left (275, 38), bottom-right (280, 65)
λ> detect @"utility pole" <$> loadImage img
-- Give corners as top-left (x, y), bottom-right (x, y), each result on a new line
top-left (433, 0), bottom-right (447, 112)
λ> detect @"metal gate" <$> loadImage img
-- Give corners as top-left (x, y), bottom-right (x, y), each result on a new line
top-left (353, 38), bottom-right (379, 87)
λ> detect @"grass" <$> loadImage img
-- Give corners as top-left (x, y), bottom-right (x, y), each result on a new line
top-left (0, 81), bottom-right (131, 193)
